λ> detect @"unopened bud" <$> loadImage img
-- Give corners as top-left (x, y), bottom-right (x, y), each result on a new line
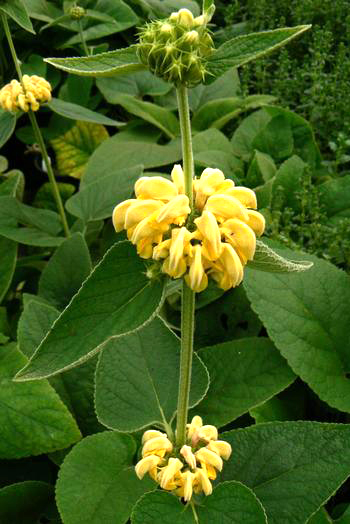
top-left (177, 8), bottom-right (194, 27)
top-left (69, 6), bottom-right (86, 20)
top-left (184, 30), bottom-right (199, 44)
top-left (160, 23), bottom-right (172, 34)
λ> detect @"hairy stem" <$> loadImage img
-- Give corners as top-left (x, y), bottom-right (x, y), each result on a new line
top-left (175, 85), bottom-right (196, 447)
top-left (1, 13), bottom-right (70, 238)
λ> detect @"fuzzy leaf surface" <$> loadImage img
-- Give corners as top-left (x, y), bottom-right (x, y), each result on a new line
top-left (0, 344), bottom-right (81, 459)
top-left (15, 241), bottom-right (165, 381)
top-left (221, 422), bottom-right (350, 524)
top-left (132, 482), bottom-right (267, 524)
top-left (0, 481), bottom-right (54, 524)
top-left (95, 317), bottom-right (209, 431)
top-left (56, 432), bottom-right (154, 524)
top-left (0, 0), bottom-right (34, 33)
top-left (48, 97), bottom-right (124, 127)
top-left (244, 246), bottom-right (350, 412)
top-left (193, 337), bottom-right (295, 427)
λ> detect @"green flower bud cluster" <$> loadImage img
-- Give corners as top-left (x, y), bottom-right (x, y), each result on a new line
top-left (137, 8), bottom-right (214, 87)
top-left (69, 6), bottom-right (86, 20)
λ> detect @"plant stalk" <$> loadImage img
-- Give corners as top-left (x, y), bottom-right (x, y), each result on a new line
top-left (175, 85), bottom-right (196, 447)
top-left (78, 19), bottom-right (90, 56)
top-left (1, 13), bottom-right (70, 238)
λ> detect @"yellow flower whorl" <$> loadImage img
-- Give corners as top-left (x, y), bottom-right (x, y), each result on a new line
top-left (135, 417), bottom-right (232, 502)
top-left (0, 75), bottom-right (52, 112)
top-left (112, 165), bottom-right (265, 292)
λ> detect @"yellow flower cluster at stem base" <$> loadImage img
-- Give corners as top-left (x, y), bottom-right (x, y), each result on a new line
top-left (112, 165), bottom-right (265, 292)
top-left (135, 416), bottom-right (232, 502)
top-left (0, 75), bottom-right (52, 112)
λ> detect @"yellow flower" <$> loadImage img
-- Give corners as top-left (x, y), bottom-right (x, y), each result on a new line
top-left (170, 8), bottom-right (195, 27)
top-left (135, 176), bottom-right (178, 201)
top-left (185, 244), bottom-right (208, 293)
top-left (135, 417), bottom-right (232, 502)
top-left (0, 75), bottom-right (51, 112)
top-left (112, 164), bottom-right (265, 291)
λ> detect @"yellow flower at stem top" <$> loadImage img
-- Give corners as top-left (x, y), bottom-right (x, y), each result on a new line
top-left (112, 164), bottom-right (265, 292)
top-left (0, 75), bottom-right (52, 112)
top-left (135, 416), bottom-right (232, 502)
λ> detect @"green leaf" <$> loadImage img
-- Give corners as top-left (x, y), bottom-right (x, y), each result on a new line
top-left (0, 343), bottom-right (81, 459)
top-left (192, 129), bottom-right (243, 177)
top-left (17, 299), bottom-right (102, 435)
top-left (51, 120), bottom-right (109, 179)
top-left (206, 25), bottom-right (311, 79)
top-left (308, 508), bottom-right (333, 524)
top-left (48, 97), bottom-right (124, 127)
top-left (0, 481), bottom-right (54, 524)
top-left (192, 95), bottom-right (276, 132)
top-left (318, 175), bottom-right (350, 223)
top-left (0, 177), bottom-right (18, 302)
top-left (0, 0), bottom-right (35, 33)
top-left (244, 245), bottom-right (350, 413)
top-left (95, 317), bottom-right (209, 431)
top-left (221, 422), bottom-right (350, 524)
top-left (0, 110), bottom-right (16, 148)
top-left (248, 240), bottom-right (313, 273)
top-left (0, 226), bottom-right (64, 247)
top-left (56, 432), bottom-right (154, 524)
top-left (113, 94), bottom-right (180, 139)
top-left (82, 137), bottom-right (181, 187)
top-left (38, 233), bottom-right (91, 309)
top-left (246, 150), bottom-right (276, 187)
top-left (271, 154), bottom-right (307, 210)
top-left (97, 70), bottom-right (171, 101)
top-left (232, 106), bottom-right (321, 168)
top-left (66, 165), bottom-right (143, 222)
top-left (192, 337), bottom-right (294, 427)
top-left (0, 196), bottom-right (62, 235)
top-left (62, 0), bottom-right (139, 46)
top-left (45, 46), bottom-right (146, 77)
top-left (15, 241), bottom-right (165, 381)
top-left (132, 482), bottom-right (267, 524)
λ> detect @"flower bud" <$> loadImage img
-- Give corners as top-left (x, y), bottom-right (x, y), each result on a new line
top-left (69, 6), bottom-right (86, 20)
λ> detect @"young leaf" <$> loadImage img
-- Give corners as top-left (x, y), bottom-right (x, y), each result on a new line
top-left (95, 317), bottom-right (209, 432)
top-left (0, 343), bottom-right (81, 459)
top-left (0, 196), bottom-right (62, 235)
top-left (65, 165), bottom-right (143, 222)
top-left (206, 26), bottom-right (311, 80)
top-left (48, 98), bottom-right (125, 127)
top-left (56, 432), bottom-right (154, 524)
top-left (0, 481), bottom-right (54, 524)
top-left (45, 46), bottom-right (146, 77)
top-left (221, 422), bottom-right (350, 524)
top-left (0, 0), bottom-right (35, 33)
top-left (0, 110), bottom-right (16, 148)
top-left (0, 226), bottom-right (64, 247)
top-left (192, 337), bottom-right (295, 427)
top-left (0, 176), bottom-right (18, 303)
top-left (38, 233), bottom-right (92, 310)
top-left (248, 240), bottom-right (313, 273)
top-left (15, 241), bottom-right (165, 381)
top-left (112, 94), bottom-right (180, 139)
top-left (244, 246), bottom-right (350, 413)
top-left (132, 482), bottom-right (267, 524)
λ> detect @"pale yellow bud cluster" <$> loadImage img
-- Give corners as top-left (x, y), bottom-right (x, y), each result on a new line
top-left (112, 165), bottom-right (265, 292)
top-left (0, 75), bottom-right (52, 113)
top-left (135, 417), bottom-right (231, 502)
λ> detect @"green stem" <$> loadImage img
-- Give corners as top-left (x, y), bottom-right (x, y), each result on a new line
top-left (175, 85), bottom-right (196, 447)
top-left (27, 111), bottom-right (70, 238)
top-left (1, 13), bottom-right (70, 238)
top-left (78, 19), bottom-right (90, 56)
top-left (1, 13), bottom-right (23, 81)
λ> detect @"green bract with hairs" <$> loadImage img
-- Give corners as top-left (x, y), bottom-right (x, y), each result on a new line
top-left (137, 8), bottom-right (214, 87)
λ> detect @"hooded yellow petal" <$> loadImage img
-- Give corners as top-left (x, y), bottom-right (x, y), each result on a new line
top-left (207, 440), bottom-right (232, 460)
top-left (221, 218), bottom-right (256, 263)
top-left (135, 455), bottom-right (161, 480)
top-left (142, 430), bottom-right (166, 444)
top-left (225, 187), bottom-right (257, 209)
top-left (171, 164), bottom-right (185, 194)
top-left (194, 210), bottom-right (222, 261)
top-left (197, 424), bottom-right (218, 442)
top-left (181, 470), bottom-right (195, 502)
top-left (135, 176), bottom-right (178, 201)
top-left (156, 195), bottom-right (190, 224)
top-left (195, 168), bottom-right (226, 210)
top-left (195, 468), bottom-right (212, 496)
top-left (112, 199), bottom-right (137, 232)
top-left (246, 210), bottom-right (266, 236)
top-left (159, 458), bottom-right (183, 489)
top-left (142, 436), bottom-right (173, 456)
top-left (180, 445), bottom-right (197, 470)
top-left (195, 448), bottom-right (223, 472)
top-left (205, 194), bottom-right (249, 222)
top-left (186, 245), bottom-right (208, 292)
top-left (124, 200), bottom-right (163, 229)
top-left (153, 239), bottom-right (171, 260)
